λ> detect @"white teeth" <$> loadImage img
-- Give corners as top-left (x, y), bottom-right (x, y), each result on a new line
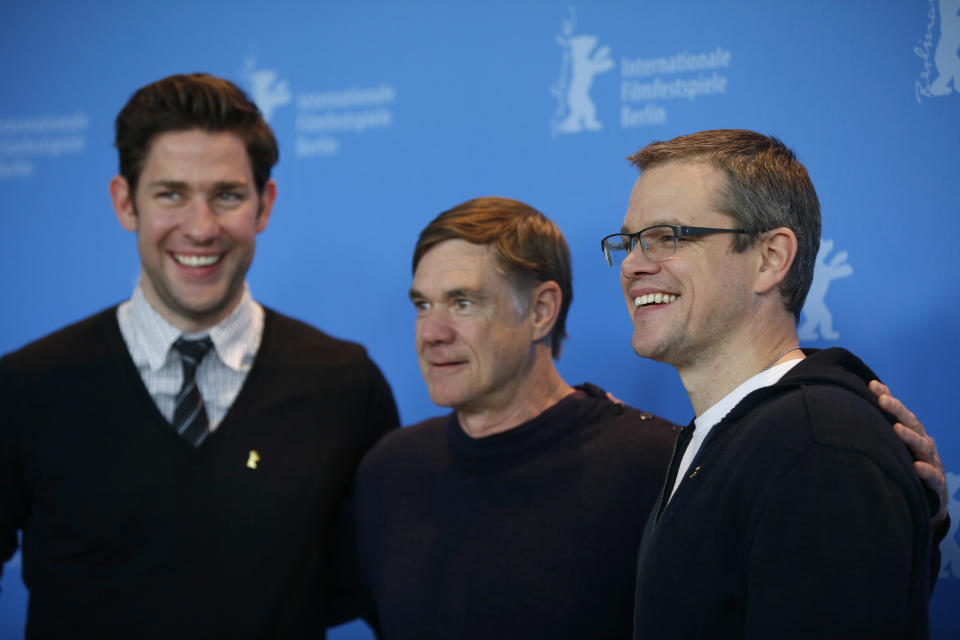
top-left (174, 253), bottom-right (220, 267)
top-left (634, 293), bottom-right (677, 308)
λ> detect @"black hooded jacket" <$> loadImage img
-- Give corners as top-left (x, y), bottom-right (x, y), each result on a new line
top-left (634, 348), bottom-right (935, 640)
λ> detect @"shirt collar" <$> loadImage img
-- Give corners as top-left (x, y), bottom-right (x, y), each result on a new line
top-left (206, 287), bottom-right (263, 371)
top-left (695, 357), bottom-right (804, 434)
top-left (119, 281), bottom-right (263, 372)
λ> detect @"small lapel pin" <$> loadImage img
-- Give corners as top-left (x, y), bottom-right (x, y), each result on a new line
top-left (688, 465), bottom-right (701, 479)
top-left (246, 450), bottom-right (260, 469)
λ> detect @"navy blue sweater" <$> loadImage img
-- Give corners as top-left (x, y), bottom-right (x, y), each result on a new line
top-left (0, 307), bottom-right (398, 639)
top-left (354, 385), bottom-right (675, 639)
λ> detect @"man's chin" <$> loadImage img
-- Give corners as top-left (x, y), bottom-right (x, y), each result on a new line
top-left (427, 391), bottom-right (460, 409)
top-left (631, 334), bottom-right (670, 364)
top-left (164, 294), bottom-right (239, 331)
top-left (425, 378), bottom-right (472, 409)
top-left (630, 331), bottom-right (655, 359)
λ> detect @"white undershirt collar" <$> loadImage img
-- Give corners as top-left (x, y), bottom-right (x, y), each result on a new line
top-left (669, 357), bottom-right (803, 500)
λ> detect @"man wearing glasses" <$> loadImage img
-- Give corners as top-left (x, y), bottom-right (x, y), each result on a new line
top-left (352, 194), bottom-right (945, 639)
top-left (604, 129), bottom-right (940, 638)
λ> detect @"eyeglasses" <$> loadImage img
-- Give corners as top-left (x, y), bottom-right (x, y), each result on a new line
top-left (600, 225), bottom-right (747, 266)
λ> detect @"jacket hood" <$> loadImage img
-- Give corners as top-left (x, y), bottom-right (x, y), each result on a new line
top-left (777, 347), bottom-right (883, 408)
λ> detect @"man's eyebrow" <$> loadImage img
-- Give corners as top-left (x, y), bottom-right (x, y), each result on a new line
top-left (407, 287), bottom-right (488, 302)
top-left (212, 180), bottom-right (250, 191)
top-left (445, 287), bottom-right (488, 303)
top-left (146, 180), bottom-right (188, 190)
top-left (143, 180), bottom-right (250, 191)
top-left (621, 218), bottom-right (681, 233)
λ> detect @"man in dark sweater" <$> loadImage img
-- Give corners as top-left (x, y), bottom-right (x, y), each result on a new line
top-left (353, 197), bottom-right (677, 639)
top-left (355, 196), bottom-right (945, 640)
top-left (604, 129), bottom-right (938, 638)
top-left (0, 74), bottom-right (398, 639)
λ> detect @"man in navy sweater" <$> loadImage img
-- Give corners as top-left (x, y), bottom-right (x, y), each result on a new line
top-left (0, 73), bottom-right (398, 639)
top-left (353, 197), bottom-right (677, 639)
top-left (353, 196), bottom-right (945, 639)
top-left (608, 129), bottom-right (941, 638)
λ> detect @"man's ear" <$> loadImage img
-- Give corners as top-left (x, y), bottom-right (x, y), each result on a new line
top-left (110, 175), bottom-right (138, 232)
top-left (529, 280), bottom-right (563, 342)
top-left (754, 226), bottom-right (797, 295)
top-left (255, 178), bottom-right (277, 233)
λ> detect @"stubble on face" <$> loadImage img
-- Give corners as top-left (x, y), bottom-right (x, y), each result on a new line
top-left (124, 130), bottom-right (271, 332)
top-left (621, 161), bottom-right (753, 371)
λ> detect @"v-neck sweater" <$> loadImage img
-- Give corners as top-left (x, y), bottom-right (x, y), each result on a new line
top-left (0, 306), bottom-right (399, 639)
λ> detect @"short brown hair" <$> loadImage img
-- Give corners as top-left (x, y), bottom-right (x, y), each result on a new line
top-left (413, 197), bottom-right (573, 358)
top-left (628, 129), bottom-right (820, 320)
top-left (114, 73), bottom-right (278, 194)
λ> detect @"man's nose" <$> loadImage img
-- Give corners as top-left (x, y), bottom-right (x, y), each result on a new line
top-left (621, 242), bottom-right (661, 278)
top-left (417, 311), bottom-right (456, 345)
top-left (181, 198), bottom-right (219, 242)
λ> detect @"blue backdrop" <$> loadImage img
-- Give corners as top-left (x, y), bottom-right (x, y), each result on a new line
top-left (1, 1), bottom-right (958, 637)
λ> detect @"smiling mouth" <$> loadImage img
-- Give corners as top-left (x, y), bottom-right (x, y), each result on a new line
top-left (173, 253), bottom-right (222, 267)
top-left (432, 360), bottom-right (467, 368)
top-left (634, 293), bottom-right (678, 308)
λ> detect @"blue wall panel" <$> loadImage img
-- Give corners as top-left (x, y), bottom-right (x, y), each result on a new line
top-left (1, 1), bottom-right (958, 637)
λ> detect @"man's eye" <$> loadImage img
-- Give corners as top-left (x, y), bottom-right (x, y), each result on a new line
top-left (413, 300), bottom-right (430, 312)
top-left (656, 232), bottom-right (676, 244)
top-left (454, 299), bottom-right (472, 310)
top-left (157, 191), bottom-right (181, 201)
top-left (217, 191), bottom-right (244, 202)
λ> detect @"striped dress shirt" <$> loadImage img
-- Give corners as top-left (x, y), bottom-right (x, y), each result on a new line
top-left (116, 283), bottom-right (264, 431)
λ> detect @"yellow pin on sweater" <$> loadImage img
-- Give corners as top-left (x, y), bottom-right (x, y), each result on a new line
top-left (246, 450), bottom-right (260, 469)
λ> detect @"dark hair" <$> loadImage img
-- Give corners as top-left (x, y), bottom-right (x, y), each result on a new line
top-left (114, 73), bottom-right (278, 194)
top-left (413, 197), bottom-right (573, 358)
top-left (628, 129), bottom-right (820, 320)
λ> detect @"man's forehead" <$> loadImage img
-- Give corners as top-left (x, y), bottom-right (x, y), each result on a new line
top-left (412, 239), bottom-right (502, 293)
top-left (140, 129), bottom-right (253, 180)
top-left (146, 128), bottom-right (243, 153)
top-left (416, 238), bottom-right (494, 268)
top-left (624, 161), bottom-right (725, 226)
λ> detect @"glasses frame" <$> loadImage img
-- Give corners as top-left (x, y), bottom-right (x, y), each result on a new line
top-left (600, 224), bottom-right (748, 266)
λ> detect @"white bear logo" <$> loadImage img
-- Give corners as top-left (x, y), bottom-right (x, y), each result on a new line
top-left (916, 0), bottom-right (960, 100)
top-left (550, 7), bottom-right (613, 135)
top-left (242, 55), bottom-right (291, 122)
top-left (931, 0), bottom-right (960, 95)
top-left (940, 471), bottom-right (960, 579)
top-left (798, 239), bottom-right (852, 341)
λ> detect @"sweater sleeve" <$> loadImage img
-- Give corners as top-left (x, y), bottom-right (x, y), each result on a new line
top-left (359, 356), bottom-right (401, 450)
top-left (323, 355), bottom-right (399, 629)
top-left (0, 354), bottom-right (27, 589)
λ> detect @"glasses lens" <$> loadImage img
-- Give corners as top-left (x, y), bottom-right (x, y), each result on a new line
top-left (603, 234), bottom-right (631, 266)
top-left (641, 226), bottom-right (677, 261)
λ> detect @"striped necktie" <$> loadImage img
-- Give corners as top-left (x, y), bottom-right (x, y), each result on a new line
top-left (172, 336), bottom-right (214, 446)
